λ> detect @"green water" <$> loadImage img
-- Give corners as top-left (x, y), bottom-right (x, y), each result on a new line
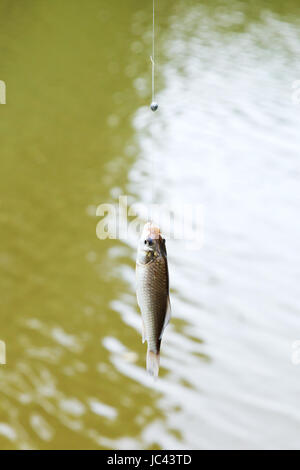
top-left (1, 0), bottom-right (300, 450)
top-left (0, 0), bottom-right (177, 450)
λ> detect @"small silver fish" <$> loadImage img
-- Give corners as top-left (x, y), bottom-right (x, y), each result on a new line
top-left (136, 223), bottom-right (171, 377)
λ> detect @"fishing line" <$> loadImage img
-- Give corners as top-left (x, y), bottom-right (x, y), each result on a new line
top-left (150, 0), bottom-right (158, 112)
top-left (148, 0), bottom-right (158, 221)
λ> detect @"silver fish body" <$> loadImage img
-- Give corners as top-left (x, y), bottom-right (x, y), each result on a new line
top-left (136, 223), bottom-right (171, 377)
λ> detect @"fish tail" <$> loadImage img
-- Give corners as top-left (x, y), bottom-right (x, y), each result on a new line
top-left (146, 349), bottom-right (160, 377)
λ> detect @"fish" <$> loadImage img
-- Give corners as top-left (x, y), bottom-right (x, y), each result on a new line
top-left (136, 222), bottom-right (171, 377)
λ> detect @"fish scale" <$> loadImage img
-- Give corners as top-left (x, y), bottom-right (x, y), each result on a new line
top-left (137, 257), bottom-right (168, 352)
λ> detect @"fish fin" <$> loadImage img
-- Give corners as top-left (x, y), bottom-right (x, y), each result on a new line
top-left (146, 349), bottom-right (160, 377)
top-left (142, 319), bottom-right (146, 344)
top-left (136, 286), bottom-right (141, 310)
top-left (159, 296), bottom-right (171, 340)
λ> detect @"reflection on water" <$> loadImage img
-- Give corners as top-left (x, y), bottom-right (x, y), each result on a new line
top-left (0, 0), bottom-right (300, 449)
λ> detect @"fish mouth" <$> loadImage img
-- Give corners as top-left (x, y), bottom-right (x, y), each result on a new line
top-left (142, 222), bottom-right (161, 241)
top-left (141, 223), bottom-right (165, 257)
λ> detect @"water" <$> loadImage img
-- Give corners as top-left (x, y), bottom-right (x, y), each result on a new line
top-left (0, 0), bottom-right (300, 450)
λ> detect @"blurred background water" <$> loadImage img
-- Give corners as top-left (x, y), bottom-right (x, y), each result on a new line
top-left (0, 0), bottom-right (300, 450)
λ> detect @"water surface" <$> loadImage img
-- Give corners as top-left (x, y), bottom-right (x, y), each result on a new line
top-left (0, 0), bottom-right (300, 449)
